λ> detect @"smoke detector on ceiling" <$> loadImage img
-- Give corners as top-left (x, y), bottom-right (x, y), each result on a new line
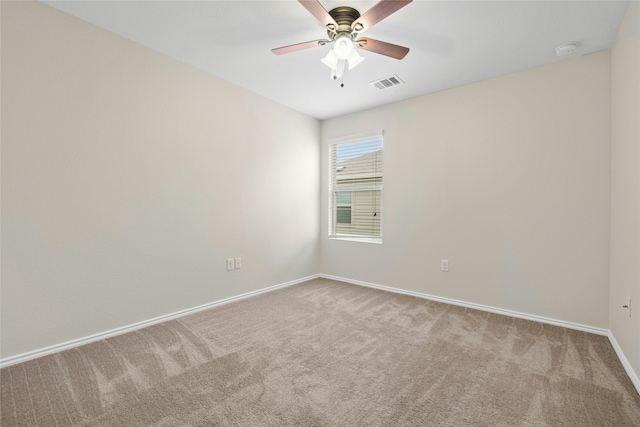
top-left (555, 42), bottom-right (578, 57)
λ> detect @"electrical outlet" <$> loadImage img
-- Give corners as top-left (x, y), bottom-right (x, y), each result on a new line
top-left (226, 258), bottom-right (235, 271)
top-left (235, 257), bottom-right (242, 269)
top-left (441, 259), bottom-right (449, 272)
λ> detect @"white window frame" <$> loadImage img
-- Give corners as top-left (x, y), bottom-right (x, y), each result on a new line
top-left (328, 130), bottom-right (383, 243)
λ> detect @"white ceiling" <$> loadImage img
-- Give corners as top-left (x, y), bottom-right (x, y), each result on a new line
top-left (42, 1), bottom-right (629, 120)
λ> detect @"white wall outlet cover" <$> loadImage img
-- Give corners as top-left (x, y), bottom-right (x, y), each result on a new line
top-left (226, 258), bottom-right (235, 271)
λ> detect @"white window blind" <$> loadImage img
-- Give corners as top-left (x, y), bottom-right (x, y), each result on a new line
top-left (329, 132), bottom-right (383, 242)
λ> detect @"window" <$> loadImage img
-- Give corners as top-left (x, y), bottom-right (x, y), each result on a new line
top-left (329, 131), bottom-right (383, 242)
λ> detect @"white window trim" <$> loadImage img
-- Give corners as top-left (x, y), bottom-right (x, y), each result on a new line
top-left (328, 235), bottom-right (383, 244)
top-left (327, 129), bottom-right (384, 145)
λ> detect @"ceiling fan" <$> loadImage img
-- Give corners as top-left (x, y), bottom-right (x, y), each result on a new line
top-left (272, 0), bottom-right (412, 80)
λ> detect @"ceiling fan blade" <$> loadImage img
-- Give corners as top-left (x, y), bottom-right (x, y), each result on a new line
top-left (352, 0), bottom-right (413, 33)
top-left (272, 40), bottom-right (330, 55)
top-left (357, 37), bottom-right (410, 60)
top-left (298, 0), bottom-right (338, 30)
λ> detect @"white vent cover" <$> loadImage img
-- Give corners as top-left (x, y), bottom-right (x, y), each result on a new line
top-left (370, 74), bottom-right (404, 90)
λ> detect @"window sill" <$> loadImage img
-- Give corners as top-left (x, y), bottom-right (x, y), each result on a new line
top-left (328, 236), bottom-right (382, 244)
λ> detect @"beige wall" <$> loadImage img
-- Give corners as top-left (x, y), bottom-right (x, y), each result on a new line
top-left (610, 1), bottom-right (640, 379)
top-left (1, 2), bottom-right (320, 359)
top-left (321, 51), bottom-right (612, 329)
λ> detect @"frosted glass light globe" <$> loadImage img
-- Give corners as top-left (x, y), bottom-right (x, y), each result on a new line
top-left (334, 35), bottom-right (353, 60)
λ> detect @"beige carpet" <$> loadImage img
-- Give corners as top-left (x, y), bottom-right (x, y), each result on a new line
top-left (1, 278), bottom-right (639, 426)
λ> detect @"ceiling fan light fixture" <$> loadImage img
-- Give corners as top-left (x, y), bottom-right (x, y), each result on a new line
top-left (329, 59), bottom-right (346, 80)
top-left (333, 34), bottom-right (354, 60)
top-left (321, 49), bottom-right (339, 69)
top-left (347, 49), bottom-right (364, 70)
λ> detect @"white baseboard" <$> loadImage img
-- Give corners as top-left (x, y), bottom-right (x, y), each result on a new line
top-left (320, 274), bottom-right (609, 336)
top-left (607, 331), bottom-right (640, 395)
top-left (0, 274), bottom-right (320, 369)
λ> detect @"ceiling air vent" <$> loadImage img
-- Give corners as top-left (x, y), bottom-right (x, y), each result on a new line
top-left (370, 74), bottom-right (404, 90)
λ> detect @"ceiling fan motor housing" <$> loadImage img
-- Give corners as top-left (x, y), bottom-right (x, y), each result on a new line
top-left (327, 6), bottom-right (361, 39)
